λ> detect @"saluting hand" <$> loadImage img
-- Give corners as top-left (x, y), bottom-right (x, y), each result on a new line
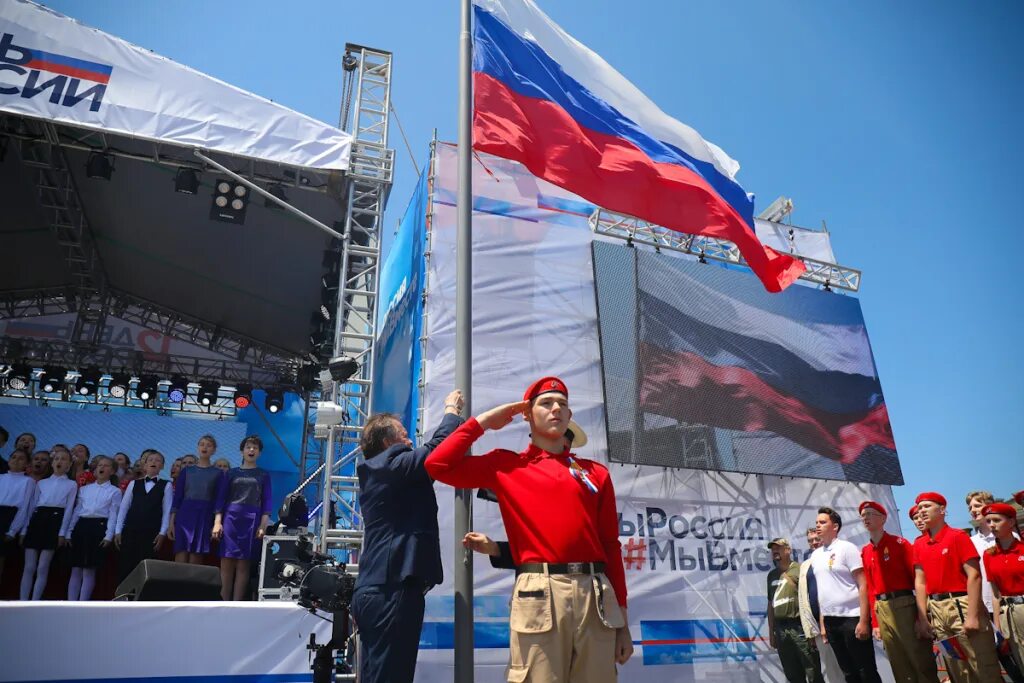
top-left (462, 531), bottom-right (499, 557)
top-left (444, 390), bottom-right (465, 415)
top-left (476, 401), bottom-right (529, 431)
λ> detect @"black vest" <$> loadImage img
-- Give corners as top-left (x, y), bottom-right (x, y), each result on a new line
top-left (124, 478), bottom-right (167, 533)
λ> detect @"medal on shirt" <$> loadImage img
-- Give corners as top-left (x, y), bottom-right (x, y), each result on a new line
top-left (882, 547), bottom-right (890, 562)
top-left (567, 456), bottom-right (598, 494)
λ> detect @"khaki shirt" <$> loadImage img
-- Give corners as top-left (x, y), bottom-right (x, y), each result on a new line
top-left (768, 562), bottom-right (801, 621)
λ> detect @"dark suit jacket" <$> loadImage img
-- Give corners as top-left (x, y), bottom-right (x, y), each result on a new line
top-left (355, 412), bottom-right (463, 589)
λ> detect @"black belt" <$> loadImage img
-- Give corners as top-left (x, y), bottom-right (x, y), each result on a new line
top-left (517, 562), bottom-right (605, 576)
top-left (1004, 595), bottom-right (1024, 605)
top-left (928, 592), bottom-right (967, 600)
top-left (876, 590), bottom-right (914, 601)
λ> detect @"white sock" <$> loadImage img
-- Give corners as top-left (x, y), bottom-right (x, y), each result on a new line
top-left (32, 550), bottom-right (55, 600)
top-left (20, 549), bottom-right (39, 600)
top-left (80, 568), bottom-right (97, 601)
top-left (68, 567), bottom-right (83, 601)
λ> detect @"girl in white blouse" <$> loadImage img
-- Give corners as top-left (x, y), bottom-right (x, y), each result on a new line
top-left (20, 449), bottom-right (78, 599)
top-left (67, 456), bottom-right (121, 601)
top-left (0, 449), bottom-right (36, 580)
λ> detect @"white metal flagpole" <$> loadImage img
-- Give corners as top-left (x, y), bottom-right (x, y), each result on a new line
top-left (454, 0), bottom-right (475, 680)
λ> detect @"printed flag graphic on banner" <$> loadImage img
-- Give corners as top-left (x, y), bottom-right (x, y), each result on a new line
top-left (471, 0), bottom-right (806, 292)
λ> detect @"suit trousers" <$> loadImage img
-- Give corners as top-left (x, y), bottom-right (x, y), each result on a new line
top-left (351, 579), bottom-right (427, 683)
top-left (874, 595), bottom-right (939, 682)
top-left (117, 528), bottom-right (159, 585)
top-left (927, 596), bottom-right (1001, 683)
top-left (823, 616), bottom-right (882, 683)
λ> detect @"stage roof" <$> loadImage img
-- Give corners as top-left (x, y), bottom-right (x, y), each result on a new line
top-left (0, 0), bottom-right (360, 387)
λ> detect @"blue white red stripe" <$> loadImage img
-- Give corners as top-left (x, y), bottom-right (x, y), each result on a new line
top-left (471, 0), bottom-right (805, 291)
top-left (26, 49), bottom-right (112, 83)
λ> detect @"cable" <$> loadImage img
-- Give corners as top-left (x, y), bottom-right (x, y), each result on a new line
top-left (389, 101), bottom-right (420, 177)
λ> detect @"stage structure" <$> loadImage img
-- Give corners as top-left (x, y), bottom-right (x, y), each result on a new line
top-left (373, 142), bottom-right (907, 682)
top-left (0, 1), bottom-right (392, 579)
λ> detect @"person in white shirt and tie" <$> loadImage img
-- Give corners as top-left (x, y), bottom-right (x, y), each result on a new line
top-left (114, 451), bottom-right (172, 584)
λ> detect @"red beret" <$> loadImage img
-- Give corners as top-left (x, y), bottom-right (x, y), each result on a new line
top-left (915, 492), bottom-right (946, 507)
top-left (908, 505), bottom-right (918, 520)
top-left (1015, 491), bottom-right (1024, 507)
top-left (524, 376), bottom-right (568, 402)
top-left (859, 501), bottom-right (887, 517)
top-left (982, 503), bottom-right (1017, 519)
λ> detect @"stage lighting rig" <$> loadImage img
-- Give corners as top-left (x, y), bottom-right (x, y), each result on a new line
top-left (86, 151), bottom-right (113, 180)
top-left (197, 380), bottom-right (221, 406)
top-left (135, 375), bottom-right (159, 401)
top-left (76, 368), bottom-right (102, 396)
top-left (39, 367), bottom-right (67, 393)
top-left (233, 384), bottom-right (253, 409)
top-left (174, 168), bottom-right (200, 194)
top-left (327, 356), bottom-right (359, 383)
top-left (167, 376), bottom-right (189, 403)
top-left (7, 364), bottom-right (32, 391)
top-left (108, 372), bottom-right (131, 398)
top-left (265, 388), bottom-right (285, 414)
top-left (210, 179), bottom-right (249, 224)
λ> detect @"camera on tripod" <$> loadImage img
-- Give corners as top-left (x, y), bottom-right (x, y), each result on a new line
top-left (274, 534), bottom-right (355, 613)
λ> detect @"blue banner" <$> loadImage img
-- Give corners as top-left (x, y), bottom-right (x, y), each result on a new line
top-left (372, 162), bottom-right (428, 439)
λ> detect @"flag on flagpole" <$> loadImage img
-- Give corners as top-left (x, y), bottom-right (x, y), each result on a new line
top-left (471, 0), bottom-right (806, 292)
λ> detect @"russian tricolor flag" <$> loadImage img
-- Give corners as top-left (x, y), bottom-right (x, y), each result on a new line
top-left (472, 0), bottom-right (806, 292)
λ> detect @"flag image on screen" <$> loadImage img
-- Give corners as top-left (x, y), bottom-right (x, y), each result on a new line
top-left (593, 241), bottom-right (902, 485)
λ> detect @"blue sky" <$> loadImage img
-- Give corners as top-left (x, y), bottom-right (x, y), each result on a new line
top-left (40, 0), bottom-right (1023, 527)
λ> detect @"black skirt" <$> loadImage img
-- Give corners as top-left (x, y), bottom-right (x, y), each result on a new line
top-left (70, 517), bottom-right (109, 568)
top-left (24, 506), bottom-right (65, 551)
top-left (0, 505), bottom-right (16, 557)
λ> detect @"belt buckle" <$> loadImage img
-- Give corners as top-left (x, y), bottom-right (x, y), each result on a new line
top-left (567, 562), bottom-right (585, 574)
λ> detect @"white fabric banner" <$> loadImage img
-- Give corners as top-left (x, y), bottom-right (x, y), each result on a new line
top-left (755, 218), bottom-right (837, 264)
top-left (413, 143), bottom-right (900, 682)
top-left (0, 0), bottom-right (351, 170)
top-left (0, 602), bottom-right (331, 682)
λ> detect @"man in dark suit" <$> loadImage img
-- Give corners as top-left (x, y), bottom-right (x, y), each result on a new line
top-left (351, 390), bottom-right (464, 683)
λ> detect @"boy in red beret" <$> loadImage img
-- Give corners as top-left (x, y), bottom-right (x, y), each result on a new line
top-left (426, 377), bottom-right (631, 683)
top-left (912, 492), bottom-right (1000, 682)
top-left (858, 501), bottom-right (937, 682)
top-left (983, 502), bottom-right (1024, 674)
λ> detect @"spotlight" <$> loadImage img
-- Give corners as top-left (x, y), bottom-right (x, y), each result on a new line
top-left (197, 380), bottom-right (221, 406)
top-left (39, 366), bottom-right (67, 393)
top-left (265, 184), bottom-right (288, 208)
top-left (210, 178), bottom-right (249, 224)
top-left (265, 388), bottom-right (285, 414)
top-left (8, 364), bottom-right (32, 391)
top-left (108, 372), bottom-right (130, 398)
top-left (174, 168), bottom-right (200, 194)
top-left (76, 367), bottom-right (102, 396)
top-left (86, 151), bottom-right (113, 180)
top-left (167, 375), bottom-right (189, 403)
top-left (233, 384), bottom-right (253, 409)
top-left (135, 374), bottom-right (159, 401)
top-left (327, 356), bottom-right (359, 383)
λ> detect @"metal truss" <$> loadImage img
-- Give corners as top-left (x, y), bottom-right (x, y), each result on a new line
top-left (0, 335), bottom-right (294, 389)
top-left (589, 208), bottom-right (862, 292)
top-left (300, 45), bottom-right (393, 558)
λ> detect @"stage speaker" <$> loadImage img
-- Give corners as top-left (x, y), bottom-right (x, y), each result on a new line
top-left (115, 559), bottom-right (221, 601)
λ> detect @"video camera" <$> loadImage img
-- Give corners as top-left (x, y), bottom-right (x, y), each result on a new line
top-left (274, 534), bottom-right (355, 613)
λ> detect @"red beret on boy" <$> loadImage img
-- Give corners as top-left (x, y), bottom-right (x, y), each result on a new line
top-left (908, 505), bottom-right (918, 520)
top-left (982, 503), bottom-right (1017, 519)
top-left (858, 501), bottom-right (887, 517)
top-left (915, 492), bottom-right (946, 507)
top-left (524, 376), bottom-right (568, 402)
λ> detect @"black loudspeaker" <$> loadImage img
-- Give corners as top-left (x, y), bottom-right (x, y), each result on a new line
top-left (115, 559), bottom-right (221, 601)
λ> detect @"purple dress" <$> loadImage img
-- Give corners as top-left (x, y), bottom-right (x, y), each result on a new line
top-left (215, 467), bottom-right (272, 560)
top-left (171, 465), bottom-right (223, 553)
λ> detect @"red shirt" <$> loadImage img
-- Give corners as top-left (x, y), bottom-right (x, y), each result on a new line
top-left (862, 532), bottom-right (916, 627)
top-left (425, 418), bottom-right (627, 607)
top-left (912, 524), bottom-right (980, 594)
top-left (983, 538), bottom-right (1024, 597)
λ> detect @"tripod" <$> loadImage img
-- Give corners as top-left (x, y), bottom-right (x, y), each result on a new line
top-left (308, 605), bottom-right (352, 683)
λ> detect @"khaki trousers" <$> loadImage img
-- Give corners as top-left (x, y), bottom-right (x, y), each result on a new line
top-left (506, 570), bottom-right (624, 683)
top-left (927, 596), bottom-right (1001, 683)
top-left (1001, 601), bottom-right (1024, 675)
top-left (875, 595), bottom-right (939, 682)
